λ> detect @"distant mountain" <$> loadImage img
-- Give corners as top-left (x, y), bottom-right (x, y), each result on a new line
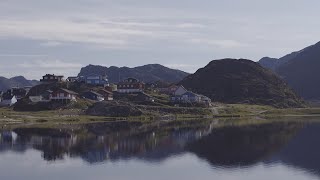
top-left (258, 41), bottom-right (320, 100)
top-left (78, 64), bottom-right (189, 83)
top-left (258, 49), bottom-right (306, 71)
top-left (0, 76), bottom-right (39, 91)
top-left (180, 59), bottom-right (304, 108)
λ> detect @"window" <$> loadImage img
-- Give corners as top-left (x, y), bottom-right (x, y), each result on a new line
top-left (95, 80), bottom-right (100, 84)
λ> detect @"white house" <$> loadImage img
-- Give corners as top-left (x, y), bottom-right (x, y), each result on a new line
top-left (0, 95), bottom-right (17, 106)
top-left (174, 86), bottom-right (188, 96)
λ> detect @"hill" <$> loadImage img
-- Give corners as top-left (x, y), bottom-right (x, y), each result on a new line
top-left (180, 59), bottom-right (304, 108)
top-left (0, 76), bottom-right (39, 91)
top-left (258, 41), bottom-right (320, 100)
top-left (78, 64), bottom-right (189, 83)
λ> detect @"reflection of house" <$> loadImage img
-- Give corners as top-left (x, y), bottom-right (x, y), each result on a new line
top-left (117, 78), bottom-right (145, 93)
top-left (85, 74), bottom-right (109, 86)
top-left (51, 88), bottom-right (78, 102)
top-left (97, 89), bottom-right (114, 101)
top-left (82, 91), bottom-right (105, 101)
top-left (40, 74), bottom-right (64, 83)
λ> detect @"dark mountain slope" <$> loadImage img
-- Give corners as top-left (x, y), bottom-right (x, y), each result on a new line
top-left (276, 42), bottom-right (320, 100)
top-left (78, 64), bottom-right (189, 83)
top-left (180, 59), bottom-right (304, 108)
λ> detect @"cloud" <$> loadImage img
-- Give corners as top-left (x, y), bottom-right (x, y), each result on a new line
top-left (18, 59), bottom-right (83, 69)
top-left (0, 54), bottom-right (47, 57)
top-left (164, 63), bottom-right (200, 73)
top-left (188, 38), bottom-right (250, 48)
top-left (40, 41), bottom-right (63, 47)
top-left (176, 23), bottom-right (206, 28)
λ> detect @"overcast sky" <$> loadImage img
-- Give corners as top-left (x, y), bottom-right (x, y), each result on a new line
top-left (0, 0), bottom-right (319, 79)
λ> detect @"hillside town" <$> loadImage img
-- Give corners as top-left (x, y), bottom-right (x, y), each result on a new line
top-left (0, 73), bottom-right (212, 109)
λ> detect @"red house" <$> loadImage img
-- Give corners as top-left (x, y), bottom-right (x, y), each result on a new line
top-left (50, 88), bottom-right (78, 102)
top-left (117, 78), bottom-right (145, 93)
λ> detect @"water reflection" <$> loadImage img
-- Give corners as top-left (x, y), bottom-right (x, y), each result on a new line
top-left (1, 120), bottom-right (320, 178)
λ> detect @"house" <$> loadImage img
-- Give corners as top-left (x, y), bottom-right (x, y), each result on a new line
top-left (29, 90), bottom-right (52, 103)
top-left (171, 86), bottom-right (212, 106)
top-left (117, 78), bottom-right (145, 93)
top-left (11, 87), bottom-right (27, 100)
top-left (67, 76), bottom-right (78, 82)
top-left (174, 85), bottom-right (188, 96)
top-left (97, 89), bottom-right (113, 101)
top-left (40, 74), bottom-right (64, 83)
top-left (158, 85), bottom-right (179, 95)
top-left (50, 88), bottom-right (78, 102)
top-left (0, 91), bottom-right (17, 106)
top-left (82, 91), bottom-right (105, 101)
top-left (85, 74), bottom-right (109, 86)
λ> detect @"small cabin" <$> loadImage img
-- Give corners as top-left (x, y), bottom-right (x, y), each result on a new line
top-left (51, 88), bottom-right (78, 102)
top-left (40, 74), bottom-right (64, 83)
top-left (117, 78), bottom-right (145, 93)
top-left (82, 91), bottom-right (105, 101)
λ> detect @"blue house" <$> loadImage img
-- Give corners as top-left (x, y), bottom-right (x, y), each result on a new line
top-left (85, 74), bottom-right (109, 86)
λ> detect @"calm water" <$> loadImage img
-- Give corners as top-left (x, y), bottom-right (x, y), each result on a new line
top-left (1, 120), bottom-right (320, 180)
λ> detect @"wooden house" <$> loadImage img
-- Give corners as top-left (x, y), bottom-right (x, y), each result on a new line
top-left (50, 88), bottom-right (78, 102)
top-left (117, 78), bottom-right (145, 93)
top-left (97, 89), bottom-right (114, 101)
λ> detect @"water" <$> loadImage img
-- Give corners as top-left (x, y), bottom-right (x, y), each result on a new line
top-left (1, 120), bottom-right (320, 180)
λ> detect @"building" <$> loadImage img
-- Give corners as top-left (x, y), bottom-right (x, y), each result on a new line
top-left (29, 90), bottom-right (52, 103)
top-left (0, 91), bottom-right (17, 106)
top-left (117, 78), bottom-right (145, 93)
top-left (40, 74), bottom-right (64, 83)
top-left (85, 74), bottom-right (109, 86)
top-left (11, 87), bottom-right (27, 100)
top-left (97, 89), bottom-right (114, 101)
top-left (174, 85), bottom-right (188, 96)
top-left (66, 76), bottom-right (78, 82)
top-left (171, 86), bottom-right (212, 106)
top-left (82, 91), bottom-right (105, 101)
top-left (51, 88), bottom-right (78, 102)
top-left (158, 85), bottom-right (179, 95)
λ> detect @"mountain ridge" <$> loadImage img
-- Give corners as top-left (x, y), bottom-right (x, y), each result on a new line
top-left (78, 64), bottom-right (190, 83)
top-left (0, 76), bottom-right (39, 91)
top-left (258, 41), bottom-right (320, 100)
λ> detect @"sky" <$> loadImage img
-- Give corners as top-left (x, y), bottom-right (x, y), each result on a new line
top-left (0, 0), bottom-right (319, 79)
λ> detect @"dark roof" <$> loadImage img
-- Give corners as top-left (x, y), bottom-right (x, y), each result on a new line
top-left (59, 88), bottom-right (78, 95)
top-left (84, 91), bottom-right (103, 97)
top-left (98, 89), bottom-right (113, 94)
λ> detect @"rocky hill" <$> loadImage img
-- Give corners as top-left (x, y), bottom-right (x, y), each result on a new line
top-left (78, 64), bottom-right (189, 83)
top-left (180, 59), bottom-right (304, 108)
top-left (0, 76), bottom-right (39, 91)
top-left (258, 41), bottom-right (320, 100)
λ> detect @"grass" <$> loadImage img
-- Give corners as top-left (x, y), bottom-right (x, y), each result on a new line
top-left (2, 103), bottom-right (320, 130)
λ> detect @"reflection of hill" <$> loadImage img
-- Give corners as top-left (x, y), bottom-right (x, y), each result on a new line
top-left (270, 123), bottom-right (320, 175)
top-left (186, 122), bottom-right (303, 167)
